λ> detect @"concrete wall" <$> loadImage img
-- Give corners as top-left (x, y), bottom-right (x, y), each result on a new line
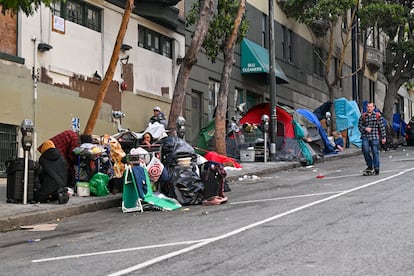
top-left (0, 60), bottom-right (170, 157)
top-left (18, 1), bottom-right (185, 98)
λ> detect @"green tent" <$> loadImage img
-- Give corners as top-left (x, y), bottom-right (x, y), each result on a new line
top-left (196, 119), bottom-right (216, 155)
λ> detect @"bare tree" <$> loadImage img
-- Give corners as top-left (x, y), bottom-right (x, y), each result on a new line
top-left (214, 0), bottom-right (246, 155)
top-left (167, 0), bottom-right (215, 136)
top-left (84, 0), bottom-right (134, 135)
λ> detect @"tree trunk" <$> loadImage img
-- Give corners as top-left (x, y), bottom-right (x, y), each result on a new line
top-left (327, 85), bottom-right (335, 136)
top-left (214, 0), bottom-right (246, 156)
top-left (382, 80), bottom-right (399, 126)
top-left (84, 0), bottom-right (134, 135)
top-left (167, 0), bottom-right (215, 137)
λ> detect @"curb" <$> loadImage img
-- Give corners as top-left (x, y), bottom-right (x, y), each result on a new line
top-left (0, 150), bottom-right (361, 232)
top-left (227, 150), bottom-right (361, 182)
top-left (0, 197), bottom-right (121, 232)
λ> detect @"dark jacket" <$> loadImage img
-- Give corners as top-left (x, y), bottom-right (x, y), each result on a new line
top-left (35, 148), bottom-right (68, 202)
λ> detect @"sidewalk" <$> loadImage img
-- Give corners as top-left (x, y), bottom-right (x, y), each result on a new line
top-left (0, 148), bottom-right (361, 232)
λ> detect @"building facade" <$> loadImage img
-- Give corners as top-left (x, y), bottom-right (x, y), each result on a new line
top-left (1, 0), bottom-right (414, 175)
top-left (0, 0), bottom-right (185, 174)
top-left (182, 0), bottom-right (414, 143)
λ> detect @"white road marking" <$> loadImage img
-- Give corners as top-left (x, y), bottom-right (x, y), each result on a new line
top-left (31, 239), bottom-right (210, 263)
top-left (31, 168), bottom-right (414, 276)
top-left (230, 191), bottom-right (345, 205)
top-left (321, 169), bottom-right (401, 180)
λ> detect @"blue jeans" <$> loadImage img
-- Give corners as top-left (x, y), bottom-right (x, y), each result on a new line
top-left (361, 137), bottom-right (380, 170)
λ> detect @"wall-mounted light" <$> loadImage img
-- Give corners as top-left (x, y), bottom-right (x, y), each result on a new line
top-left (38, 43), bottom-right (53, 52)
top-left (176, 56), bottom-right (184, 65)
top-left (121, 44), bottom-right (132, 52)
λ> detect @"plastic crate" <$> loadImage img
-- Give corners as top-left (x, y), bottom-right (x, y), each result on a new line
top-left (240, 149), bottom-right (255, 162)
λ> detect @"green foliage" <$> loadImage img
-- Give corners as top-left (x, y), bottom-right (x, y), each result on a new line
top-left (358, 3), bottom-right (406, 36)
top-left (186, 0), bottom-right (249, 63)
top-left (1, 0), bottom-right (55, 16)
top-left (282, 0), bottom-right (355, 26)
top-left (389, 40), bottom-right (414, 57)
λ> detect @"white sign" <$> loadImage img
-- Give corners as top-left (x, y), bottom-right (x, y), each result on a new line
top-left (52, 15), bottom-right (65, 34)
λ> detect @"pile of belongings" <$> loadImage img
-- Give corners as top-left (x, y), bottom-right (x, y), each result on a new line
top-left (121, 136), bottom-right (230, 212)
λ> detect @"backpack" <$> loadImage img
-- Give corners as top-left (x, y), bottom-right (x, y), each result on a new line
top-left (200, 161), bottom-right (229, 200)
top-left (362, 112), bottom-right (381, 124)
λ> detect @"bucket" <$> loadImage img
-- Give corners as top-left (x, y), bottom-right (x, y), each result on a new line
top-left (77, 182), bottom-right (90, 197)
top-left (177, 157), bottom-right (192, 167)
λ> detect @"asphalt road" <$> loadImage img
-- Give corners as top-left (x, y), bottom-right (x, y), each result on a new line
top-left (1, 147), bottom-right (414, 275)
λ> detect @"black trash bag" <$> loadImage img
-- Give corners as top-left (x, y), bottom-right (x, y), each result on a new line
top-left (160, 137), bottom-right (195, 164)
top-left (168, 166), bottom-right (204, 206)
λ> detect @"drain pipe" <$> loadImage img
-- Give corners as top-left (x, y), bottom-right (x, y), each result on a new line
top-left (31, 36), bottom-right (38, 160)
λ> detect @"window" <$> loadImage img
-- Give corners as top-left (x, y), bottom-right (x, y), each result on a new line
top-left (208, 79), bottom-right (220, 120)
top-left (53, 0), bottom-right (102, 32)
top-left (282, 26), bottom-right (293, 62)
top-left (369, 80), bottom-right (376, 102)
top-left (334, 57), bottom-right (342, 88)
top-left (235, 87), bottom-right (244, 106)
top-left (342, 11), bottom-right (348, 30)
top-left (246, 90), bottom-right (261, 111)
top-left (313, 47), bottom-right (324, 77)
top-left (138, 25), bottom-right (173, 58)
top-left (367, 26), bottom-right (381, 49)
top-left (261, 14), bottom-right (267, 47)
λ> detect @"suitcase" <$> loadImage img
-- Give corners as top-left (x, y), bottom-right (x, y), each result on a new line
top-left (6, 158), bottom-right (37, 203)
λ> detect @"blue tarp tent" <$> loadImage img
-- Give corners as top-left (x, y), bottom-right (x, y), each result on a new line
top-left (334, 98), bottom-right (362, 148)
top-left (296, 108), bottom-right (336, 154)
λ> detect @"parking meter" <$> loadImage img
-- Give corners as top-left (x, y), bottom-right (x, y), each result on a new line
top-left (20, 119), bottom-right (33, 205)
top-left (261, 114), bottom-right (270, 133)
top-left (21, 119), bottom-right (34, 151)
top-left (176, 116), bottom-right (186, 139)
top-left (261, 114), bottom-right (269, 163)
top-left (326, 111), bottom-right (331, 127)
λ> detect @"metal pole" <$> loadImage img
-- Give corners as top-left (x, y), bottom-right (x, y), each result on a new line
top-left (32, 36), bottom-right (38, 160)
top-left (268, 0), bottom-right (277, 158)
top-left (23, 150), bottom-right (29, 205)
top-left (264, 131), bottom-right (267, 163)
top-left (351, 7), bottom-right (358, 101)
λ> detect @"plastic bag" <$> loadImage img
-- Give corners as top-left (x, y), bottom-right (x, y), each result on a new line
top-left (89, 173), bottom-right (109, 196)
top-left (147, 156), bottom-right (164, 183)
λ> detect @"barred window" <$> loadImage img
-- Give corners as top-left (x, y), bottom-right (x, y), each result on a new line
top-left (53, 0), bottom-right (102, 32)
top-left (138, 25), bottom-right (173, 58)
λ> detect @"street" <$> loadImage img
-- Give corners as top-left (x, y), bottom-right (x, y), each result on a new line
top-left (1, 147), bottom-right (414, 275)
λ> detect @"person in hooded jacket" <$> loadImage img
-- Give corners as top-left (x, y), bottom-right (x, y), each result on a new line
top-left (35, 140), bottom-right (69, 204)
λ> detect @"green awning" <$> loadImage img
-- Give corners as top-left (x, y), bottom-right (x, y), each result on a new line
top-left (241, 38), bottom-right (289, 84)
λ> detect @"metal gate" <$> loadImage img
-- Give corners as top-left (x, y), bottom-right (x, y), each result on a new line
top-left (0, 124), bottom-right (18, 177)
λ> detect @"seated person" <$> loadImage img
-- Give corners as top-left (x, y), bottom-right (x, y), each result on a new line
top-left (332, 131), bottom-right (344, 151)
top-left (35, 140), bottom-right (69, 204)
top-left (149, 106), bottom-right (167, 128)
top-left (141, 132), bottom-right (154, 147)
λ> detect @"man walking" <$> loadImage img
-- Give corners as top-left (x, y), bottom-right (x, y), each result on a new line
top-left (358, 102), bottom-right (387, 175)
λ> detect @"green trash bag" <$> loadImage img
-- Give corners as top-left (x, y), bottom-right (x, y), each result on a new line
top-left (89, 173), bottom-right (110, 196)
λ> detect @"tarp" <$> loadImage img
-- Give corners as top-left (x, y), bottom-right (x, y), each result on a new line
top-left (314, 101), bottom-right (332, 120)
top-left (196, 119), bottom-right (216, 153)
top-left (334, 98), bottom-right (361, 148)
top-left (240, 38), bottom-right (289, 84)
top-left (296, 108), bottom-right (336, 154)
